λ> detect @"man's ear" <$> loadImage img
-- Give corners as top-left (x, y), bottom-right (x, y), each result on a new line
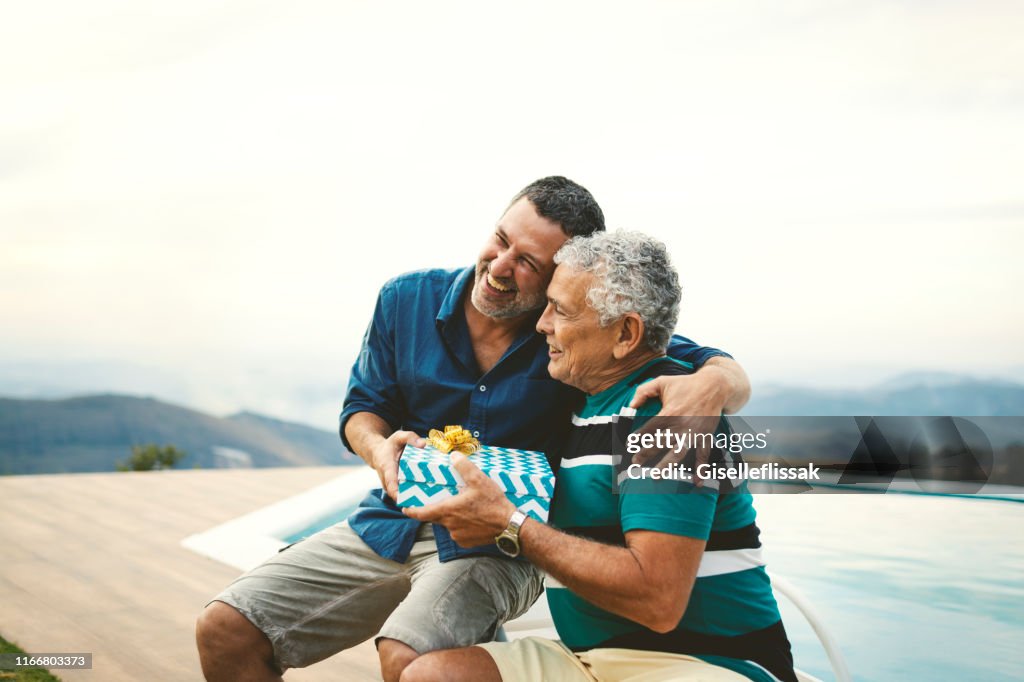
top-left (612, 314), bottom-right (646, 359)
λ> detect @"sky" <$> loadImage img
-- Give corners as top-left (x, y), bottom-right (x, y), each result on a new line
top-left (2, 0), bottom-right (1022, 430)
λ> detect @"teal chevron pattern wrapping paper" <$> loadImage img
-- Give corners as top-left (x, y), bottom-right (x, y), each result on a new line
top-left (396, 443), bottom-right (554, 522)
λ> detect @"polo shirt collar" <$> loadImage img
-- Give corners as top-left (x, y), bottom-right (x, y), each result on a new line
top-left (436, 266), bottom-right (476, 327)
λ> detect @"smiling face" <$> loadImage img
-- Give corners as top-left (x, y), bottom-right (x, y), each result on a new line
top-left (469, 197), bottom-right (568, 320)
top-left (535, 265), bottom-right (625, 394)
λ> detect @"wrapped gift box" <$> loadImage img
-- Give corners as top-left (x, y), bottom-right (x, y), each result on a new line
top-left (397, 443), bottom-right (555, 522)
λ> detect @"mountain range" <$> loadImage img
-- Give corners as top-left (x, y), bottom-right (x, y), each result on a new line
top-left (1, 371), bottom-right (1021, 476)
top-left (0, 394), bottom-right (359, 475)
top-left (743, 372), bottom-right (1024, 416)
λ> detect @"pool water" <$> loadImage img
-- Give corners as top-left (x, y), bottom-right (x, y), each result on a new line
top-left (754, 494), bottom-right (1024, 681)
top-left (281, 503), bottom-right (358, 543)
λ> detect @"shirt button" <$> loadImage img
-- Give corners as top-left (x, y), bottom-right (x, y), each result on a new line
top-left (479, 385), bottom-right (487, 392)
top-left (473, 431), bottom-right (480, 437)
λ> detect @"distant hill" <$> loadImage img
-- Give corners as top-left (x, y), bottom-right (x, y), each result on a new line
top-left (3, 373), bottom-right (1021, 476)
top-left (0, 394), bottom-right (359, 475)
top-left (738, 374), bottom-right (1024, 486)
top-left (744, 373), bottom-right (1024, 416)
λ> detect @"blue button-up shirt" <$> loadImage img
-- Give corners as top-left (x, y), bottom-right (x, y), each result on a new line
top-left (340, 266), bottom-right (728, 563)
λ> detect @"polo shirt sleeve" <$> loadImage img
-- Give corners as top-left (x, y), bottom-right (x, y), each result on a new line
top-left (666, 334), bottom-right (732, 368)
top-left (619, 478), bottom-right (717, 540)
top-left (618, 395), bottom-right (718, 541)
top-left (339, 279), bottom-right (405, 451)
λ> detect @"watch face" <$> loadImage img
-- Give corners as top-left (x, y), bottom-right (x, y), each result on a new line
top-left (497, 536), bottom-right (518, 556)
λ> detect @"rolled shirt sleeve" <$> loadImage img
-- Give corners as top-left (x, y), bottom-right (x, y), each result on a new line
top-left (339, 279), bottom-right (406, 451)
top-left (666, 334), bottom-right (732, 367)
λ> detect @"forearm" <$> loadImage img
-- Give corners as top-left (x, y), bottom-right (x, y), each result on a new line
top-left (703, 356), bottom-right (751, 414)
top-left (518, 520), bottom-right (684, 632)
top-left (344, 411), bottom-right (394, 467)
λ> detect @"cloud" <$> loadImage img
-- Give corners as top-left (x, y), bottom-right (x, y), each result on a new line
top-left (2, 0), bottom-right (1022, 407)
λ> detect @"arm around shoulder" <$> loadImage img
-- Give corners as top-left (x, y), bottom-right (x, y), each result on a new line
top-left (629, 355), bottom-right (751, 417)
top-left (703, 356), bottom-right (751, 414)
top-left (662, 336), bottom-right (751, 415)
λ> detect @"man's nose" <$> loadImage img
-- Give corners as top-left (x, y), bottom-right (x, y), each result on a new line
top-left (489, 249), bottom-right (515, 278)
top-left (536, 303), bottom-right (554, 335)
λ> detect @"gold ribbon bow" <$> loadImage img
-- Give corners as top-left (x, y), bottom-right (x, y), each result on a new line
top-left (427, 425), bottom-right (480, 455)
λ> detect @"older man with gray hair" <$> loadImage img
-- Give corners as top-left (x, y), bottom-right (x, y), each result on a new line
top-left (403, 231), bottom-right (796, 682)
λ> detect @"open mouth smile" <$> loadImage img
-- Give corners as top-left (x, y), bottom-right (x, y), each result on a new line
top-left (486, 272), bottom-right (515, 294)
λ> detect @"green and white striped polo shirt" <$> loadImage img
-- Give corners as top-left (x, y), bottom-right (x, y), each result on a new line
top-left (546, 357), bottom-right (796, 682)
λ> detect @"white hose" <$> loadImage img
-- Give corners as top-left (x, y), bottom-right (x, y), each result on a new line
top-left (768, 572), bottom-right (852, 682)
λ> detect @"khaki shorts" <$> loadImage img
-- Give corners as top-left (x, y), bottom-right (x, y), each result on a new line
top-left (212, 522), bottom-right (544, 671)
top-left (477, 637), bottom-right (753, 682)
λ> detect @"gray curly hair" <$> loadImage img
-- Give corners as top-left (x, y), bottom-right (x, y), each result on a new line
top-left (553, 231), bottom-right (681, 353)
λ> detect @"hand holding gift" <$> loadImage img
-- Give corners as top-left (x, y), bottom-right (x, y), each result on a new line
top-left (371, 430), bottom-right (426, 500)
top-left (403, 452), bottom-right (517, 547)
top-left (395, 425), bottom-right (554, 532)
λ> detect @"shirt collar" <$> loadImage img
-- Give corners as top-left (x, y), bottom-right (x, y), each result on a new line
top-left (436, 266), bottom-right (476, 328)
top-left (585, 355), bottom-right (672, 407)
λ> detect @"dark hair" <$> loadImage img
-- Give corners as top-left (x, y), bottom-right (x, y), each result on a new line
top-left (509, 176), bottom-right (605, 237)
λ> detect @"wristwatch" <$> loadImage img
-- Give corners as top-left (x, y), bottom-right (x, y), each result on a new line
top-left (495, 509), bottom-right (528, 557)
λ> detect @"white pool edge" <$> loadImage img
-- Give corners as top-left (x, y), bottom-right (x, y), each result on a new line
top-left (181, 467), bottom-right (379, 571)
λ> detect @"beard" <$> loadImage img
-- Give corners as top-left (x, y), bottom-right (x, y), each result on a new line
top-left (469, 261), bottom-right (546, 320)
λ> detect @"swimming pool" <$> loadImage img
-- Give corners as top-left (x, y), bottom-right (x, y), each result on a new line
top-left (284, 492), bottom-right (1024, 680)
top-left (186, 471), bottom-right (1024, 680)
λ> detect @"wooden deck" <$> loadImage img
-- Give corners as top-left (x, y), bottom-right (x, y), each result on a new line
top-left (0, 467), bottom-right (383, 681)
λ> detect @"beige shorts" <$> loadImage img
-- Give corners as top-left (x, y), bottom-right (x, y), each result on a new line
top-left (212, 522), bottom-right (543, 671)
top-left (477, 637), bottom-right (753, 682)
